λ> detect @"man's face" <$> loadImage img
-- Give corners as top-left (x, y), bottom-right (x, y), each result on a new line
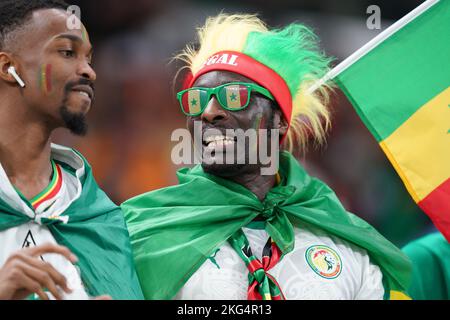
top-left (11, 8), bottom-right (96, 135)
top-left (187, 70), bottom-right (286, 177)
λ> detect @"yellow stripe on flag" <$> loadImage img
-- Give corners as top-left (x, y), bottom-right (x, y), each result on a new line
top-left (389, 290), bottom-right (412, 300)
top-left (188, 90), bottom-right (201, 114)
top-left (226, 85), bottom-right (242, 109)
top-left (380, 87), bottom-right (450, 202)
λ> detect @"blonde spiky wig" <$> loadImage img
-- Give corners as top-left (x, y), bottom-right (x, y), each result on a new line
top-left (177, 14), bottom-right (333, 152)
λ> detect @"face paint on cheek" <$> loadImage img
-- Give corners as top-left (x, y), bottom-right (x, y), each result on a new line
top-left (38, 64), bottom-right (52, 95)
top-left (252, 114), bottom-right (265, 152)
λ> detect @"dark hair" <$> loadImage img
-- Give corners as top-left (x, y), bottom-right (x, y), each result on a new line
top-left (0, 0), bottom-right (68, 50)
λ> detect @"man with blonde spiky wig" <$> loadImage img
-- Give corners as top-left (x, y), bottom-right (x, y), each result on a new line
top-left (122, 14), bottom-right (411, 300)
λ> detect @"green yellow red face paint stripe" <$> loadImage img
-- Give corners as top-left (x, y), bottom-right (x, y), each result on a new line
top-left (253, 114), bottom-right (264, 150)
top-left (334, 0), bottom-right (450, 239)
top-left (30, 161), bottom-right (63, 210)
top-left (81, 24), bottom-right (88, 42)
top-left (38, 64), bottom-right (52, 94)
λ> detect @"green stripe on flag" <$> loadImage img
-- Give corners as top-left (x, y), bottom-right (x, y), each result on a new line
top-left (336, 0), bottom-right (450, 142)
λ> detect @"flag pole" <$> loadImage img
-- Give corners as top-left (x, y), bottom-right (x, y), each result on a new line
top-left (308, 0), bottom-right (440, 94)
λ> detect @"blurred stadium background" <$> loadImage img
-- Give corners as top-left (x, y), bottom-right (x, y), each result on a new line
top-left (53, 0), bottom-right (435, 247)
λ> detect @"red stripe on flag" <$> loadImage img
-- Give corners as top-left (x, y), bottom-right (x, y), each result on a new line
top-left (247, 259), bottom-right (263, 274)
top-left (239, 85), bottom-right (248, 105)
top-left (33, 164), bottom-right (63, 209)
top-left (181, 93), bottom-right (189, 113)
top-left (247, 281), bottom-right (262, 300)
top-left (266, 243), bottom-right (282, 270)
top-left (418, 178), bottom-right (450, 242)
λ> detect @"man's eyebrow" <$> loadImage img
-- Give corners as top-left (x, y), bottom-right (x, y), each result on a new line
top-left (54, 33), bottom-right (84, 43)
top-left (54, 33), bottom-right (93, 54)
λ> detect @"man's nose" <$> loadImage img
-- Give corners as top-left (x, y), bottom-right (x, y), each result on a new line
top-left (78, 60), bottom-right (97, 82)
top-left (201, 97), bottom-right (228, 123)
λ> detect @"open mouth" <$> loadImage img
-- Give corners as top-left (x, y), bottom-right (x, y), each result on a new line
top-left (75, 91), bottom-right (90, 98)
top-left (202, 133), bottom-right (238, 158)
top-left (203, 135), bottom-right (237, 148)
top-left (70, 85), bottom-right (94, 101)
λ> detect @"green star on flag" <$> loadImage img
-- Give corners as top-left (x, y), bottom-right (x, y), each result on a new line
top-left (187, 90), bottom-right (202, 114)
top-left (225, 85), bottom-right (242, 109)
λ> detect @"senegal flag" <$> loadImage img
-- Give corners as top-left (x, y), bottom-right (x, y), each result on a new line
top-left (221, 84), bottom-right (248, 109)
top-left (316, 0), bottom-right (450, 240)
top-left (182, 90), bottom-right (205, 114)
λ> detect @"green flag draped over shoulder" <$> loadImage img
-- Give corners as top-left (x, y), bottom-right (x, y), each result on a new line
top-left (0, 151), bottom-right (143, 300)
top-left (122, 151), bottom-right (411, 300)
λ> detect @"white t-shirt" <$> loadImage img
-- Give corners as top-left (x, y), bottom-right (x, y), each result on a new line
top-left (0, 144), bottom-right (89, 300)
top-left (175, 220), bottom-right (384, 300)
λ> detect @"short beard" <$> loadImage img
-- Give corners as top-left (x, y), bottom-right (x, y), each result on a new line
top-left (59, 104), bottom-right (88, 136)
top-left (202, 162), bottom-right (259, 179)
top-left (200, 136), bottom-right (270, 178)
top-left (58, 78), bottom-right (94, 136)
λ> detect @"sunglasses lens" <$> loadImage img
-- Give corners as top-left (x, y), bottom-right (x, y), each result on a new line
top-left (181, 89), bottom-right (208, 115)
top-left (218, 84), bottom-right (249, 110)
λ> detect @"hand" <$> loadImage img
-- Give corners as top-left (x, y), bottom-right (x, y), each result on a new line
top-left (92, 295), bottom-right (112, 300)
top-left (0, 243), bottom-right (78, 300)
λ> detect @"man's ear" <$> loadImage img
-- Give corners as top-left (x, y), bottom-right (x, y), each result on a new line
top-left (273, 108), bottom-right (289, 137)
top-left (0, 52), bottom-right (20, 85)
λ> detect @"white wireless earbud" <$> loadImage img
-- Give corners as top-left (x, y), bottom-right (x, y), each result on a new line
top-left (7, 66), bottom-right (26, 88)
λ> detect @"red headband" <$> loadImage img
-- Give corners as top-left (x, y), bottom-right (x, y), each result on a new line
top-left (189, 51), bottom-right (293, 126)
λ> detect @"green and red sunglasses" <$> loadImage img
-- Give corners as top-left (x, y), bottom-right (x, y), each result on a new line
top-left (177, 82), bottom-right (274, 116)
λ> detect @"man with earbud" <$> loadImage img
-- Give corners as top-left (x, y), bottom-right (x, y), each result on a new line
top-left (0, 0), bottom-right (143, 300)
top-left (7, 66), bottom-right (26, 88)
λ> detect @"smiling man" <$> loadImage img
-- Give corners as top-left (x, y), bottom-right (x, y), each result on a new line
top-left (0, 0), bottom-right (143, 300)
top-left (123, 14), bottom-right (411, 300)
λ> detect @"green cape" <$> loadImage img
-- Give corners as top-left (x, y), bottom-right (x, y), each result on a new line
top-left (122, 151), bottom-right (411, 299)
top-left (0, 151), bottom-right (143, 300)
